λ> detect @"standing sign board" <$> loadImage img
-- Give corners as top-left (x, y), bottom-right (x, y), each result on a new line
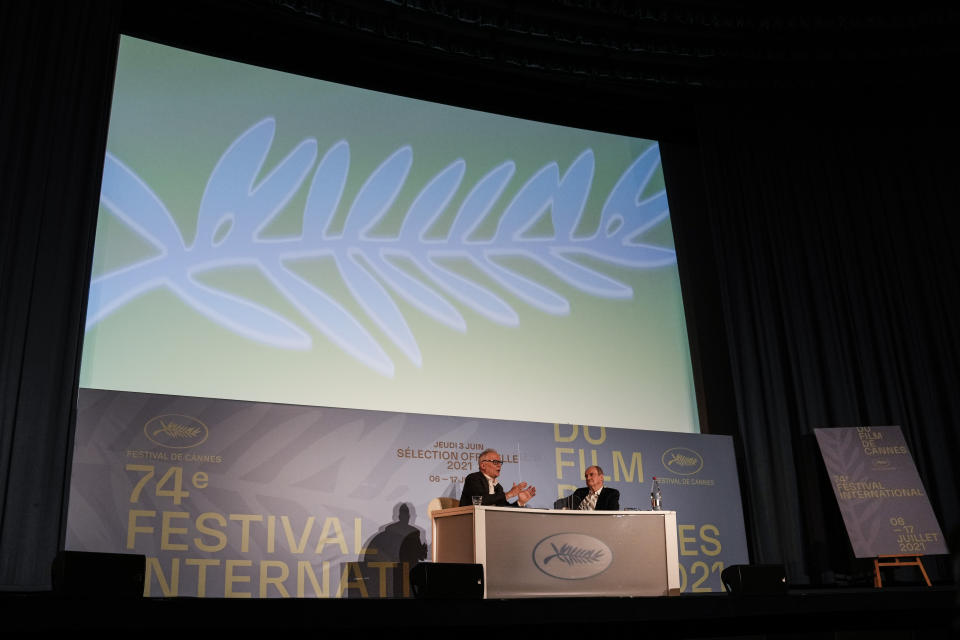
top-left (814, 426), bottom-right (947, 558)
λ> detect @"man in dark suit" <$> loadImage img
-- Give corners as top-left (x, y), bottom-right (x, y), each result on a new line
top-left (571, 465), bottom-right (620, 510)
top-left (459, 448), bottom-right (537, 507)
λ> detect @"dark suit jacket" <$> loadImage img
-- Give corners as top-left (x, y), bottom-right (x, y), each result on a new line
top-left (572, 486), bottom-right (620, 511)
top-left (459, 471), bottom-right (519, 507)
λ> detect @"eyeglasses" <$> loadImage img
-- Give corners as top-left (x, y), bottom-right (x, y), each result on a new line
top-left (480, 459), bottom-right (503, 466)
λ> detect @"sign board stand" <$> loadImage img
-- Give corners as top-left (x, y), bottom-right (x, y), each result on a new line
top-left (873, 554), bottom-right (932, 588)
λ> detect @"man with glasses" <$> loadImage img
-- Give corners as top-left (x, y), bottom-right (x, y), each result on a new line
top-left (459, 448), bottom-right (537, 507)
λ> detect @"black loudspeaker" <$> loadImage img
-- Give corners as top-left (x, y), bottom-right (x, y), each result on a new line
top-left (52, 551), bottom-right (146, 597)
top-left (409, 562), bottom-right (484, 599)
top-left (720, 564), bottom-right (787, 595)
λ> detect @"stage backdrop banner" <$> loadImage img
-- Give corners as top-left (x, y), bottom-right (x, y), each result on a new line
top-left (66, 388), bottom-right (748, 597)
top-left (814, 426), bottom-right (948, 558)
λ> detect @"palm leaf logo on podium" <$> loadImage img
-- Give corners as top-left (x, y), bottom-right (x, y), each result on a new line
top-left (543, 542), bottom-right (605, 566)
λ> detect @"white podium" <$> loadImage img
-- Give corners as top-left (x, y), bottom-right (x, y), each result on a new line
top-left (431, 506), bottom-right (680, 598)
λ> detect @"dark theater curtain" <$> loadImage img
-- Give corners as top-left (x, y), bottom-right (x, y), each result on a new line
top-left (685, 109), bottom-right (960, 584)
top-left (0, 1), bottom-right (118, 589)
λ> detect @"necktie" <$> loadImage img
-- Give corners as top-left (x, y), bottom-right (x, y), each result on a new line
top-left (580, 491), bottom-right (598, 510)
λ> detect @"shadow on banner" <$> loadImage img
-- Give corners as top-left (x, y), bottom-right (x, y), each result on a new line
top-left (344, 502), bottom-right (428, 598)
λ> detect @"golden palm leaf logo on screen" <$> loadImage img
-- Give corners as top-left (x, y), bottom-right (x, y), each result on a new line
top-left (90, 117), bottom-right (674, 378)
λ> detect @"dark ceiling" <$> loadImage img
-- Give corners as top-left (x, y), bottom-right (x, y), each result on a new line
top-left (119, 1), bottom-right (960, 138)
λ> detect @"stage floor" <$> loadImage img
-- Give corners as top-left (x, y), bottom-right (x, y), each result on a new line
top-left (3, 586), bottom-right (957, 636)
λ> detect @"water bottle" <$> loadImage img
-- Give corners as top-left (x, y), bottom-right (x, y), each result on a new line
top-left (650, 476), bottom-right (662, 510)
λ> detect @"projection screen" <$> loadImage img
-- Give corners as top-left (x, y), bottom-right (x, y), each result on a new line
top-left (79, 36), bottom-right (699, 433)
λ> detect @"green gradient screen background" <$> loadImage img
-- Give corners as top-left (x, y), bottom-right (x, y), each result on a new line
top-left (79, 36), bottom-right (699, 433)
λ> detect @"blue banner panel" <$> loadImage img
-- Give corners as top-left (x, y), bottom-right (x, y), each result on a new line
top-left (815, 426), bottom-right (948, 558)
top-left (67, 388), bottom-right (748, 597)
